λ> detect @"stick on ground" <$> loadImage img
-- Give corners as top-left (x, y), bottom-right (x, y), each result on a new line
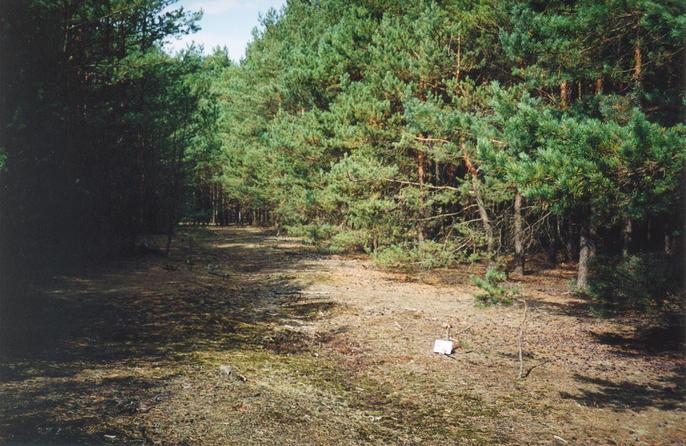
top-left (517, 298), bottom-right (528, 379)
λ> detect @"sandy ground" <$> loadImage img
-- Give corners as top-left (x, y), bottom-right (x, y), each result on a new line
top-left (0, 226), bottom-right (684, 445)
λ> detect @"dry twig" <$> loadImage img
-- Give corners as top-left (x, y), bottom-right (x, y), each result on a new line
top-left (517, 298), bottom-right (528, 379)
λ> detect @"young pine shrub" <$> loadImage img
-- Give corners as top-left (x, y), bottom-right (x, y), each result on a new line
top-left (372, 245), bottom-right (409, 269)
top-left (472, 267), bottom-right (520, 306)
top-left (328, 230), bottom-right (368, 254)
top-left (413, 240), bottom-right (457, 269)
top-left (372, 241), bottom-right (456, 269)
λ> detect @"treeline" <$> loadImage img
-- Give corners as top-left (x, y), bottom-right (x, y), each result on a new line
top-left (204, 0), bottom-right (684, 301)
top-left (2, 0), bottom-right (684, 308)
top-left (0, 1), bottom-right (226, 286)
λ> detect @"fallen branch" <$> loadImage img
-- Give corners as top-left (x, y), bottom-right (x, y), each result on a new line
top-left (522, 358), bottom-right (554, 379)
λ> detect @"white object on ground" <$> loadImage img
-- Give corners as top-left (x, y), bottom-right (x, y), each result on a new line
top-left (433, 339), bottom-right (454, 355)
top-left (553, 435), bottom-right (568, 444)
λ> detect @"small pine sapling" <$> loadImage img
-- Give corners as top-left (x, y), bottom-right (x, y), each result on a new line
top-left (472, 267), bottom-right (520, 305)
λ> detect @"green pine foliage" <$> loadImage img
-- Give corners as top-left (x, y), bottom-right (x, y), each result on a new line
top-left (200, 0), bottom-right (684, 308)
top-left (472, 267), bottom-right (520, 306)
top-left (0, 0), bottom-right (220, 282)
top-left (588, 254), bottom-right (682, 313)
top-left (2, 0), bottom-right (684, 310)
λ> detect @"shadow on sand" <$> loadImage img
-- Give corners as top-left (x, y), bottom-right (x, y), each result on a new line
top-left (560, 370), bottom-right (684, 412)
top-left (0, 227), bottom-right (334, 445)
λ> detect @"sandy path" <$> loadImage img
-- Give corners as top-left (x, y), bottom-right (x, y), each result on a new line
top-left (1, 227), bottom-right (683, 445)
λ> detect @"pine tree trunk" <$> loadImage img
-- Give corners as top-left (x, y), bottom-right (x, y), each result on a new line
top-left (622, 218), bottom-right (632, 257)
top-left (562, 217), bottom-right (578, 262)
top-left (473, 175), bottom-right (494, 256)
top-left (633, 41), bottom-right (642, 80)
top-left (211, 184), bottom-right (216, 225)
top-left (165, 221), bottom-right (174, 257)
top-left (474, 177), bottom-right (493, 251)
top-left (664, 232), bottom-right (673, 256)
top-left (417, 150), bottom-right (427, 242)
top-left (546, 216), bottom-right (559, 265)
top-left (462, 141), bottom-right (494, 259)
top-left (595, 78), bottom-right (603, 95)
top-left (577, 219), bottom-right (596, 292)
top-left (560, 80), bottom-right (569, 109)
top-left (513, 190), bottom-right (525, 275)
top-left (547, 240), bottom-right (557, 266)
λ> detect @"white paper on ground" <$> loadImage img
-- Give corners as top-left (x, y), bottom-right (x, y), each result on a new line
top-left (433, 339), bottom-right (454, 355)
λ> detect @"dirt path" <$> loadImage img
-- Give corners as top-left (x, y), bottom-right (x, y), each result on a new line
top-left (1, 227), bottom-right (684, 445)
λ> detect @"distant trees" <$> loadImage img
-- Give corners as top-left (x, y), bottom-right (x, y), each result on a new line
top-left (206, 0), bottom-right (684, 300)
top-left (0, 1), bottom-right (220, 286)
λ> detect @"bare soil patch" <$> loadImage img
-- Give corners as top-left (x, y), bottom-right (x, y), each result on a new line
top-left (1, 227), bottom-right (684, 445)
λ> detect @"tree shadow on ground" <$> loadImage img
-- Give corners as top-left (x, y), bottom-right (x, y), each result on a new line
top-left (560, 370), bottom-right (685, 412)
top-left (522, 286), bottom-right (685, 358)
top-left (0, 226), bottom-right (336, 445)
top-left (588, 313), bottom-right (685, 357)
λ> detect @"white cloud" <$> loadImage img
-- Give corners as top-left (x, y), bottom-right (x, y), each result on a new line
top-left (164, 0), bottom-right (286, 61)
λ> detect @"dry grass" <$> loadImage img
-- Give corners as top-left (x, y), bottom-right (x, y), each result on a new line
top-left (1, 226), bottom-right (683, 445)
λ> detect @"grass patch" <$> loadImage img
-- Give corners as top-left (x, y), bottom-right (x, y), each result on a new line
top-left (190, 348), bottom-right (499, 444)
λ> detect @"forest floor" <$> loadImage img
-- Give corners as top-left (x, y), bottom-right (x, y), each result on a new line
top-left (0, 226), bottom-right (684, 445)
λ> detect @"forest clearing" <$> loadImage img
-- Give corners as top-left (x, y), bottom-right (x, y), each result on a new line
top-left (1, 226), bottom-right (683, 445)
top-left (1, 0), bottom-right (685, 444)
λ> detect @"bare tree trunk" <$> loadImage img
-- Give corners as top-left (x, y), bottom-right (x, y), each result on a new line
top-left (513, 190), bottom-right (525, 275)
top-left (565, 236), bottom-right (574, 262)
top-left (664, 227), bottom-right (673, 256)
top-left (595, 78), bottom-right (603, 95)
top-left (62, 0), bottom-right (74, 54)
top-left (622, 218), bottom-right (632, 257)
top-left (543, 217), bottom-right (559, 265)
top-left (562, 217), bottom-right (578, 262)
top-left (560, 80), bottom-right (569, 109)
top-left (547, 240), bottom-right (557, 266)
top-left (165, 221), bottom-right (174, 257)
top-left (633, 41), bottom-right (642, 80)
top-left (417, 150), bottom-right (427, 242)
top-left (577, 219), bottom-right (596, 292)
top-left (474, 177), bottom-right (494, 255)
top-left (211, 184), bottom-right (216, 225)
top-left (577, 81), bottom-right (582, 100)
top-left (462, 140), bottom-right (494, 259)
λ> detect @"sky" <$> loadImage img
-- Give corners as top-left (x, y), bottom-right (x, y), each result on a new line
top-left (165, 0), bottom-right (288, 61)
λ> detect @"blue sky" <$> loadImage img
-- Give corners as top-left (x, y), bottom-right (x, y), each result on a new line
top-left (165, 0), bottom-right (287, 61)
